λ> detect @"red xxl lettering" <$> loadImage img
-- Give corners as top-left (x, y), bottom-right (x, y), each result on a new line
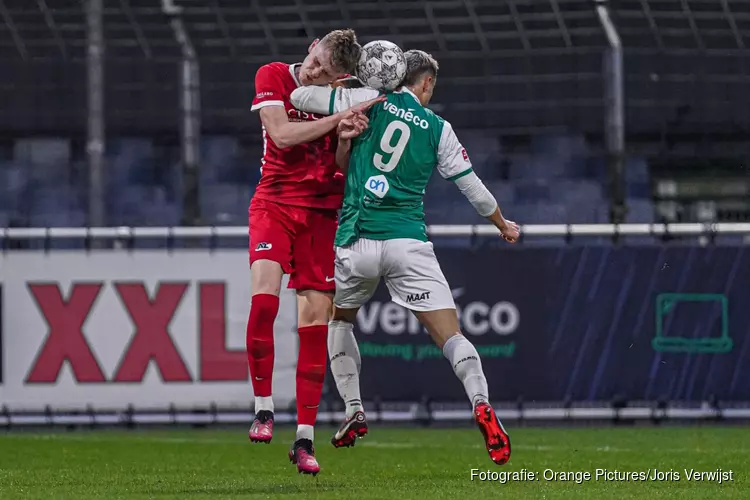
top-left (113, 283), bottom-right (192, 382)
top-left (199, 283), bottom-right (247, 381)
top-left (26, 283), bottom-right (106, 383)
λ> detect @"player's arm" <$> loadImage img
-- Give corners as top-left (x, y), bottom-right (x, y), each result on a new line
top-left (258, 106), bottom-right (344, 149)
top-left (436, 122), bottom-right (519, 241)
top-left (250, 65), bottom-right (347, 149)
top-left (290, 86), bottom-right (381, 116)
top-left (336, 137), bottom-right (352, 174)
top-left (334, 113), bottom-right (368, 175)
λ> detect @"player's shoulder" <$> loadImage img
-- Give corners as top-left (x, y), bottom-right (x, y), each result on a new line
top-left (259, 62), bottom-right (290, 73)
top-left (256, 62), bottom-right (294, 81)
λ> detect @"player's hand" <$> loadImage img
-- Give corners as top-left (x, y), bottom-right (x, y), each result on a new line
top-left (499, 219), bottom-right (520, 243)
top-left (347, 95), bottom-right (386, 116)
top-left (338, 112), bottom-right (368, 140)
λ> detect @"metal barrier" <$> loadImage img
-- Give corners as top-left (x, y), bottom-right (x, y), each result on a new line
top-left (2, 222), bottom-right (750, 241)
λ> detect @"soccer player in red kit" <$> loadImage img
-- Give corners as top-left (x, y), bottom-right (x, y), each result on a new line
top-left (246, 29), bottom-right (382, 475)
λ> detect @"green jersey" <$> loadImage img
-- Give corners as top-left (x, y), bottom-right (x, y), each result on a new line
top-left (289, 86), bottom-right (474, 247)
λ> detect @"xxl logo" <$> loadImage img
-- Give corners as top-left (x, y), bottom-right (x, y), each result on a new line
top-left (365, 175), bottom-right (389, 198)
top-left (356, 288), bottom-right (519, 336)
top-left (24, 282), bottom-right (247, 384)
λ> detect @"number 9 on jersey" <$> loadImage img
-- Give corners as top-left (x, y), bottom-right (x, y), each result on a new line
top-left (374, 120), bottom-right (411, 172)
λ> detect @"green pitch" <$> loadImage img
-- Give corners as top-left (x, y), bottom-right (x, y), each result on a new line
top-left (0, 425), bottom-right (746, 499)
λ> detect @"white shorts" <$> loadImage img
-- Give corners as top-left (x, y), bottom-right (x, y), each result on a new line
top-left (333, 238), bottom-right (456, 312)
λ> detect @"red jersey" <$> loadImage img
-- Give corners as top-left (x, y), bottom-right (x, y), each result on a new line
top-left (250, 62), bottom-right (344, 210)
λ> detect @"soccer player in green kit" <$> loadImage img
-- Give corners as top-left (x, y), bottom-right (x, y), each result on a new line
top-left (290, 50), bottom-right (519, 466)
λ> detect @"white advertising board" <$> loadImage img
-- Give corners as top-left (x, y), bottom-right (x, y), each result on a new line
top-left (0, 250), bottom-right (298, 412)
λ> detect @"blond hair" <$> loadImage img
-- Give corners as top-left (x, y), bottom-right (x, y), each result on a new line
top-left (402, 50), bottom-right (439, 87)
top-left (320, 29), bottom-right (361, 74)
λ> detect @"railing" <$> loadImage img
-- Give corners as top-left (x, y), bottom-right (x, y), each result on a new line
top-left (2, 223), bottom-right (750, 241)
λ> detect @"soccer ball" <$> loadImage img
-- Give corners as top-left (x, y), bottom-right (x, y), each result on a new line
top-left (356, 40), bottom-right (407, 92)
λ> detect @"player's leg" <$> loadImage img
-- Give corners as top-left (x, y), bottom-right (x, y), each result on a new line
top-left (327, 240), bottom-right (381, 447)
top-left (246, 199), bottom-right (294, 443)
top-left (383, 239), bottom-right (511, 465)
top-left (285, 208), bottom-right (338, 475)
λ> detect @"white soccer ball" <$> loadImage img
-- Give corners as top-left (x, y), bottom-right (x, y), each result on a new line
top-left (356, 40), bottom-right (407, 92)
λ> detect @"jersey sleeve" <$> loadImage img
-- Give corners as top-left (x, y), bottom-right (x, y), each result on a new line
top-left (290, 86), bottom-right (381, 115)
top-left (250, 64), bottom-right (286, 112)
top-left (436, 121), bottom-right (473, 181)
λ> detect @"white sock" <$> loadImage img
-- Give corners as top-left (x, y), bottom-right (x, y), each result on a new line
top-left (296, 424), bottom-right (314, 441)
top-left (255, 396), bottom-right (274, 413)
top-left (442, 334), bottom-right (489, 408)
top-left (328, 320), bottom-right (363, 418)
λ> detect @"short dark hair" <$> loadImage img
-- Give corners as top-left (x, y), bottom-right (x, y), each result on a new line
top-left (320, 29), bottom-right (361, 74)
top-left (402, 50), bottom-right (439, 87)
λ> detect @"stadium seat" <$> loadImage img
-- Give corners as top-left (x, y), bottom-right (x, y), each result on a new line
top-left (625, 199), bottom-right (656, 223)
top-left (507, 154), bottom-right (560, 179)
top-left (512, 203), bottom-right (567, 224)
top-left (625, 157), bottom-right (650, 182)
top-left (514, 179), bottom-right (551, 203)
top-left (551, 179), bottom-right (604, 205)
top-left (201, 183), bottom-right (250, 225)
top-left (485, 180), bottom-right (515, 205)
top-left (201, 136), bottom-right (240, 183)
top-left (29, 209), bottom-right (86, 228)
top-left (13, 138), bottom-right (70, 166)
top-left (626, 181), bottom-right (651, 199)
top-left (458, 134), bottom-right (502, 178)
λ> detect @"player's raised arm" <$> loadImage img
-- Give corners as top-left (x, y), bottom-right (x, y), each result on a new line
top-left (436, 121), bottom-right (520, 243)
top-left (291, 86), bottom-right (382, 116)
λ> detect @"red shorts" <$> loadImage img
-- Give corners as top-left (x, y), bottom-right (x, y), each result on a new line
top-left (248, 197), bottom-right (337, 292)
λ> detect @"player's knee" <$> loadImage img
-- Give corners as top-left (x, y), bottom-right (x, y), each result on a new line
top-left (297, 290), bottom-right (333, 327)
top-left (251, 301), bottom-right (278, 325)
top-left (332, 306), bottom-right (359, 323)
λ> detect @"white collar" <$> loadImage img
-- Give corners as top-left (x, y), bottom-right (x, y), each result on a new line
top-left (289, 63), bottom-right (301, 87)
top-left (398, 87), bottom-right (421, 106)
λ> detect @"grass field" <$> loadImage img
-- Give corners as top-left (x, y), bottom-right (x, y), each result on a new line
top-left (0, 425), bottom-right (746, 499)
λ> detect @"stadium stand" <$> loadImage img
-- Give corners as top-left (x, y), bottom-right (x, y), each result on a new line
top-left (1, 1), bottom-right (749, 231)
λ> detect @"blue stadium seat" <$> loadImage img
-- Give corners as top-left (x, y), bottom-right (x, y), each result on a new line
top-left (29, 209), bottom-right (86, 228)
top-left (485, 180), bottom-right (515, 205)
top-left (0, 163), bottom-right (28, 211)
top-left (626, 181), bottom-right (651, 199)
top-left (625, 157), bottom-right (650, 182)
top-left (625, 199), bottom-right (655, 223)
top-left (202, 183), bottom-right (249, 225)
top-left (14, 138), bottom-right (70, 166)
top-left (529, 133), bottom-right (590, 178)
top-left (458, 134), bottom-right (501, 178)
top-left (31, 185), bottom-right (82, 216)
top-left (512, 203), bottom-right (568, 224)
top-left (567, 201), bottom-right (609, 223)
top-left (507, 154), bottom-right (559, 179)
top-left (550, 179), bottom-right (604, 205)
top-left (201, 136), bottom-right (239, 183)
top-left (514, 179), bottom-right (551, 203)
